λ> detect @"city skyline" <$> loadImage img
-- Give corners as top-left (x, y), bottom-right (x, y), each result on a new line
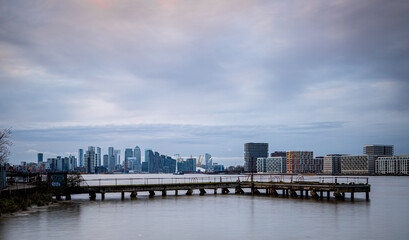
top-left (1, 0), bottom-right (409, 164)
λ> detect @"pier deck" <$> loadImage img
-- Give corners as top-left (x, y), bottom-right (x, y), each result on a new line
top-left (53, 175), bottom-right (370, 201)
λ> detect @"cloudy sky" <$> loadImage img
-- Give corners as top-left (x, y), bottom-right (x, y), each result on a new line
top-left (1, 0), bottom-right (408, 165)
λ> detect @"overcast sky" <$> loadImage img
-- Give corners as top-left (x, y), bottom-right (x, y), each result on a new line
top-left (1, 0), bottom-right (409, 165)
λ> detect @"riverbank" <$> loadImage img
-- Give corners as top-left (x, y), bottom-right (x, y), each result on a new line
top-left (0, 192), bottom-right (56, 215)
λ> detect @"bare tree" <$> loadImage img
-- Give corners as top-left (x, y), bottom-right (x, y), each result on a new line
top-left (0, 128), bottom-right (12, 164)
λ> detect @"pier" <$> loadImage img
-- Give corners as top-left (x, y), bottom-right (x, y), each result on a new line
top-left (52, 175), bottom-right (370, 201)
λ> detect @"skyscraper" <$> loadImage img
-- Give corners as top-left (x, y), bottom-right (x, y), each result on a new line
top-left (134, 146), bottom-right (141, 172)
top-left (85, 146), bottom-right (96, 174)
top-left (124, 148), bottom-right (133, 171)
top-left (244, 143), bottom-right (268, 172)
top-left (37, 153), bottom-right (43, 163)
top-left (205, 153), bottom-right (212, 170)
top-left (96, 147), bottom-right (101, 167)
top-left (78, 149), bottom-right (84, 167)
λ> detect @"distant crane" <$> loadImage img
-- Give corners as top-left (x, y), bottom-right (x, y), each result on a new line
top-left (196, 155), bottom-right (202, 167)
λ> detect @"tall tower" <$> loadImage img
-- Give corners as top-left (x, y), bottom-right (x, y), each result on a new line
top-left (134, 146), bottom-right (141, 172)
top-left (85, 146), bottom-right (96, 174)
top-left (244, 143), bottom-right (268, 172)
top-left (37, 153), bottom-right (44, 163)
top-left (78, 149), bottom-right (84, 167)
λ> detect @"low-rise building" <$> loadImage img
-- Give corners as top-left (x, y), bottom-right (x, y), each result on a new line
top-left (323, 154), bottom-right (344, 175)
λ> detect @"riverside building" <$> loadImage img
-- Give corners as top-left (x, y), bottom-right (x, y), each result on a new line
top-left (376, 155), bottom-right (409, 175)
top-left (257, 157), bottom-right (286, 173)
top-left (364, 144), bottom-right (394, 174)
top-left (286, 151), bottom-right (313, 174)
top-left (341, 155), bottom-right (369, 175)
top-left (244, 143), bottom-right (268, 172)
top-left (323, 154), bottom-right (344, 175)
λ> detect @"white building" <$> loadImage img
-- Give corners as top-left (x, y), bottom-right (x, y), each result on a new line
top-left (376, 155), bottom-right (409, 175)
top-left (257, 157), bottom-right (286, 173)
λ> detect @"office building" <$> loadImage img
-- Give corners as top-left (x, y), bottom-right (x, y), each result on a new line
top-left (205, 153), bottom-right (212, 170)
top-left (286, 151), bottom-right (313, 174)
top-left (323, 154), bottom-right (344, 175)
top-left (364, 145), bottom-right (394, 174)
top-left (134, 146), bottom-right (141, 172)
top-left (78, 149), bottom-right (84, 167)
top-left (244, 143), bottom-right (268, 172)
top-left (37, 153), bottom-right (43, 163)
top-left (85, 146), bottom-right (96, 174)
top-left (376, 155), bottom-right (409, 175)
top-left (103, 154), bottom-right (109, 168)
top-left (257, 157), bottom-right (286, 173)
top-left (96, 147), bottom-right (101, 167)
top-left (341, 155), bottom-right (368, 175)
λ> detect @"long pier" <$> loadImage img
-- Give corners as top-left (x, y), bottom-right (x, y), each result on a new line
top-left (53, 175), bottom-right (370, 201)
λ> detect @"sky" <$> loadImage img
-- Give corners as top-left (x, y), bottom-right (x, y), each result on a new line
top-left (1, 0), bottom-right (409, 165)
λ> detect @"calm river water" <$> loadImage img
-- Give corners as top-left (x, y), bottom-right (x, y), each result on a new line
top-left (0, 175), bottom-right (408, 240)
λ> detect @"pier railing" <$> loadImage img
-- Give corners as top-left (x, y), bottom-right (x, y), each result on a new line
top-left (80, 175), bottom-right (369, 187)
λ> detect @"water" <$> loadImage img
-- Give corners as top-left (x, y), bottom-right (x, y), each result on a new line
top-left (0, 175), bottom-right (408, 240)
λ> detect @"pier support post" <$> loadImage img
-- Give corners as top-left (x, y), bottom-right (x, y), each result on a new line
top-left (65, 194), bottom-right (71, 200)
top-left (130, 191), bottom-right (137, 199)
top-left (351, 192), bottom-right (354, 201)
top-left (327, 191), bottom-right (330, 200)
top-left (320, 191), bottom-right (323, 200)
top-left (300, 189), bottom-right (303, 197)
top-left (162, 190), bottom-right (167, 197)
top-left (200, 189), bottom-right (206, 195)
top-left (271, 189), bottom-right (278, 196)
top-left (282, 189), bottom-right (285, 196)
top-left (235, 187), bottom-right (244, 194)
top-left (341, 192), bottom-right (345, 201)
top-left (186, 189), bottom-right (193, 195)
top-left (101, 193), bottom-right (105, 201)
top-left (366, 191), bottom-right (369, 201)
top-left (149, 191), bottom-right (155, 197)
top-left (214, 188), bottom-right (217, 195)
top-left (175, 190), bottom-right (178, 196)
top-left (121, 192), bottom-right (125, 200)
top-left (305, 190), bottom-right (309, 198)
top-left (286, 189), bottom-right (289, 197)
top-left (56, 195), bottom-right (62, 201)
top-left (222, 188), bottom-right (230, 194)
top-left (89, 192), bottom-right (96, 201)
top-left (310, 190), bottom-right (319, 199)
top-left (290, 189), bottom-right (298, 198)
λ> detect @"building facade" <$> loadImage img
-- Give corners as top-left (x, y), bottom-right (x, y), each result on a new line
top-left (376, 155), bottom-right (409, 175)
top-left (257, 157), bottom-right (286, 173)
top-left (341, 155), bottom-right (368, 175)
top-left (323, 154), bottom-right (343, 175)
top-left (286, 151), bottom-right (313, 174)
top-left (244, 143), bottom-right (268, 172)
top-left (364, 145), bottom-right (394, 174)
top-left (78, 149), bottom-right (84, 167)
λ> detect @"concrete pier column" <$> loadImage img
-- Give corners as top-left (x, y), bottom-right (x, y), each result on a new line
top-left (149, 191), bottom-right (155, 197)
top-left (65, 194), bottom-right (71, 200)
top-left (214, 188), bottom-right (217, 194)
top-left (130, 191), bottom-right (137, 199)
top-left (341, 192), bottom-right (345, 200)
top-left (305, 190), bottom-right (309, 198)
top-left (101, 193), bottom-right (105, 201)
top-left (286, 189), bottom-right (289, 197)
top-left (56, 195), bottom-right (62, 201)
top-left (282, 189), bottom-right (285, 196)
top-left (200, 189), bottom-right (206, 195)
top-left (186, 189), bottom-right (193, 195)
top-left (271, 189), bottom-right (278, 196)
top-left (162, 190), bottom-right (167, 196)
top-left (121, 192), bottom-right (125, 200)
top-left (89, 192), bottom-right (96, 201)
top-left (366, 191), bottom-right (369, 201)
top-left (300, 189), bottom-right (304, 197)
top-left (175, 190), bottom-right (178, 196)
top-left (351, 192), bottom-right (354, 201)
top-left (222, 188), bottom-right (230, 194)
top-left (327, 191), bottom-right (330, 200)
top-left (320, 191), bottom-right (323, 200)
